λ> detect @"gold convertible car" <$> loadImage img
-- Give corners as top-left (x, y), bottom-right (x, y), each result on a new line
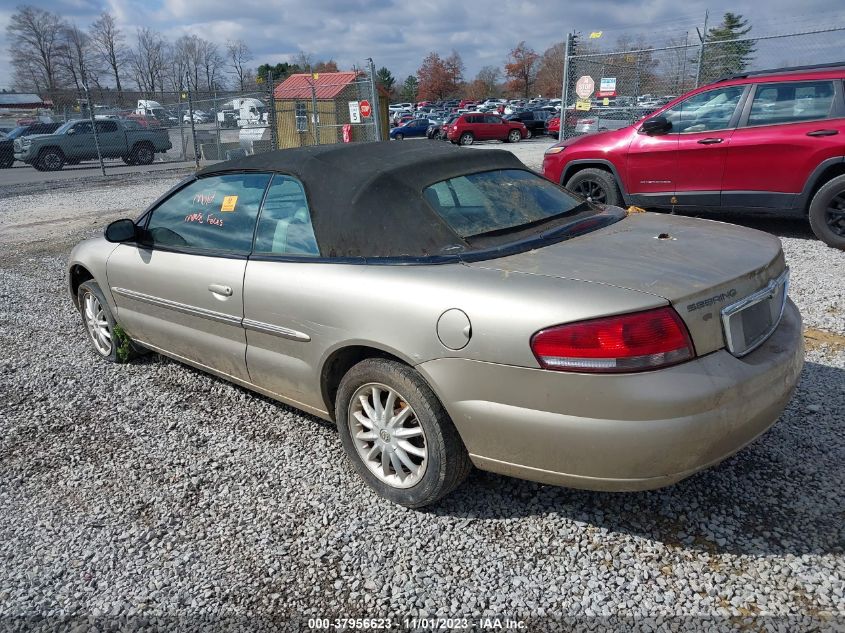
top-left (68, 142), bottom-right (803, 507)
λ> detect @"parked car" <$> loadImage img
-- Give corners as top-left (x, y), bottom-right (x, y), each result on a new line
top-left (427, 115), bottom-right (457, 140)
top-left (572, 107), bottom-right (648, 135)
top-left (445, 113), bottom-right (527, 145)
top-left (505, 110), bottom-right (551, 138)
top-left (543, 62), bottom-right (845, 248)
top-left (390, 118), bottom-right (431, 140)
top-left (183, 110), bottom-right (211, 124)
top-left (0, 122), bottom-right (62, 168)
top-left (68, 142), bottom-right (802, 507)
top-left (14, 118), bottom-right (172, 171)
top-left (122, 113), bottom-right (163, 129)
top-left (545, 115), bottom-right (561, 139)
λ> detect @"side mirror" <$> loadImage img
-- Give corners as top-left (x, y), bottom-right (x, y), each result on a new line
top-left (104, 218), bottom-right (136, 243)
top-left (641, 116), bottom-right (671, 135)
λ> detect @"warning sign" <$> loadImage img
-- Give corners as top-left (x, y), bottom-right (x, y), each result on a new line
top-left (576, 99), bottom-right (592, 111)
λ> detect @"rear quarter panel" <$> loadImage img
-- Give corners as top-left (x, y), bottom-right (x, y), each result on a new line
top-left (241, 260), bottom-right (664, 412)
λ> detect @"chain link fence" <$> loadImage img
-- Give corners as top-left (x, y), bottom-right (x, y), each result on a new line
top-left (562, 26), bottom-right (845, 139)
top-left (1, 62), bottom-right (383, 175)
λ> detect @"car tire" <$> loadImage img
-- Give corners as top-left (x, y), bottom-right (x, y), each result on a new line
top-left (335, 358), bottom-right (472, 508)
top-left (525, 128), bottom-right (533, 140)
top-left (76, 280), bottom-right (146, 363)
top-left (131, 143), bottom-right (155, 165)
top-left (458, 132), bottom-right (474, 146)
top-left (38, 148), bottom-right (65, 171)
top-left (808, 174), bottom-right (845, 249)
top-left (395, 133), bottom-right (404, 141)
top-left (565, 168), bottom-right (623, 206)
top-left (121, 155), bottom-right (136, 166)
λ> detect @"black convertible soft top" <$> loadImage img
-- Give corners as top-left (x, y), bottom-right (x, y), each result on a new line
top-left (196, 142), bottom-right (527, 258)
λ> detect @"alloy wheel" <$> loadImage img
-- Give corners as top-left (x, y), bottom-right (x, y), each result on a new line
top-left (348, 383), bottom-right (428, 489)
top-left (42, 152), bottom-right (62, 170)
top-left (825, 193), bottom-right (845, 236)
top-left (136, 146), bottom-right (153, 164)
top-left (508, 130), bottom-right (521, 142)
top-left (83, 291), bottom-right (112, 356)
top-left (573, 180), bottom-right (607, 203)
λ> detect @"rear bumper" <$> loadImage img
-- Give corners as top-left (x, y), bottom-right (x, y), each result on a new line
top-left (416, 299), bottom-right (803, 491)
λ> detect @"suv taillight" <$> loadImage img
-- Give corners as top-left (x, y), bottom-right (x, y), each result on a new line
top-left (530, 307), bottom-right (695, 373)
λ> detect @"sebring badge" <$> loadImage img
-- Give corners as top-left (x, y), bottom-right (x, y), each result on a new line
top-left (687, 289), bottom-right (738, 312)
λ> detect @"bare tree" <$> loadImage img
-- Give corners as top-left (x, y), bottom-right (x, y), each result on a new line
top-left (200, 39), bottom-right (225, 90)
top-left (226, 39), bottom-right (252, 91)
top-left (130, 27), bottom-right (165, 94)
top-left (89, 12), bottom-right (127, 93)
top-left (163, 41), bottom-right (188, 93)
top-left (7, 6), bottom-right (64, 91)
top-left (56, 23), bottom-right (101, 92)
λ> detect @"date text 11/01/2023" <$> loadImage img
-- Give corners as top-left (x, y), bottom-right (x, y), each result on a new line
top-left (307, 617), bottom-right (527, 630)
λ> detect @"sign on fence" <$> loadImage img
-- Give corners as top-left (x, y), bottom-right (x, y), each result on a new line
top-left (575, 76), bottom-right (595, 99)
top-left (599, 77), bottom-right (617, 92)
top-left (348, 101), bottom-right (361, 123)
top-left (359, 100), bottom-right (372, 118)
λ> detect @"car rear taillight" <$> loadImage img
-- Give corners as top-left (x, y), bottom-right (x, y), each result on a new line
top-left (530, 307), bottom-right (695, 373)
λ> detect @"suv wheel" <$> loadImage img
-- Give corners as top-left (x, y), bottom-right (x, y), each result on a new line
top-left (458, 132), bottom-right (474, 146)
top-left (566, 168), bottom-right (622, 207)
top-left (394, 133), bottom-right (404, 141)
top-left (131, 143), bottom-right (155, 165)
top-left (524, 128), bottom-right (533, 140)
top-left (809, 174), bottom-right (845, 249)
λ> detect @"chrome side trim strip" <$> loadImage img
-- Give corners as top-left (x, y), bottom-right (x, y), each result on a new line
top-left (242, 318), bottom-right (311, 342)
top-left (112, 287), bottom-right (242, 326)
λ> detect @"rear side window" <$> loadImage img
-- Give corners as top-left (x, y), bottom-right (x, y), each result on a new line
top-left (254, 175), bottom-right (319, 256)
top-left (95, 120), bottom-right (118, 133)
top-left (423, 169), bottom-right (582, 238)
top-left (747, 81), bottom-right (835, 126)
top-left (144, 174), bottom-right (271, 253)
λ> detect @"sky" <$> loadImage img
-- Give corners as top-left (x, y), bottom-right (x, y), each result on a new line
top-left (1, 0), bottom-right (844, 91)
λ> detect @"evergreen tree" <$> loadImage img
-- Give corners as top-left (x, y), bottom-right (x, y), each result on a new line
top-left (699, 12), bottom-right (756, 84)
top-left (375, 66), bottom-right (396, 97)
top-left (401, 75), bottom-right (418, 102)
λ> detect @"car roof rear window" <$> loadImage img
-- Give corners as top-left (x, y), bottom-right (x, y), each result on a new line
top-left (424, 169), bottom-right (592, 239)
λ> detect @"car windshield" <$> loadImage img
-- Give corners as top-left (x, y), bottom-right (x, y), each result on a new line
top-left (5, 126), bottom-right (28, 140)
top-left (424, 169), bottom-right (603, 240)
top-left (54, 121), bottom-right (76, 134)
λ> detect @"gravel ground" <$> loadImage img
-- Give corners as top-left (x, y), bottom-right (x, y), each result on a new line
top-left (0, 164), bottom-right (843, 632)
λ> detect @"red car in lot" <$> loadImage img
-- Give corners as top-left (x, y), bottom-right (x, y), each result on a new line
top-left (445, 113), bottom-right (527, 145)
top-left (543, 63), bottom-right (845, 248)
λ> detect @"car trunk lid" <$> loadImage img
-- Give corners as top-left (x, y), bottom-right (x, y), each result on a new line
top-left (467, 212), bottom-right (786, 356)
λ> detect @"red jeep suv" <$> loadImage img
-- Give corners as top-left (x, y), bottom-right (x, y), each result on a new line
top-left (543, 63), bottom-right (845, 248)
top-left (446, 113), bottom-right (527, 145)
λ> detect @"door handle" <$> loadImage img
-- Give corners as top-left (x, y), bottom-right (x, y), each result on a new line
top-left (806, 129), bottom-right (839, 137)
top-left (697, 137), bottom-right (723, 144)
top-left (208, 283), bottom-right (233, 297)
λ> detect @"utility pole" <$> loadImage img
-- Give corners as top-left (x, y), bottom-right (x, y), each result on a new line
top-left (367, 57), bottom-right (383, 141)
top-left (560, 32), bottom-right (578, 140)
top-left (84, 84), bottom-right (106, 177)
top-left (695, 10), bottom-right (709, 87)
top-left (185, 72), bottom-right (199, 169)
